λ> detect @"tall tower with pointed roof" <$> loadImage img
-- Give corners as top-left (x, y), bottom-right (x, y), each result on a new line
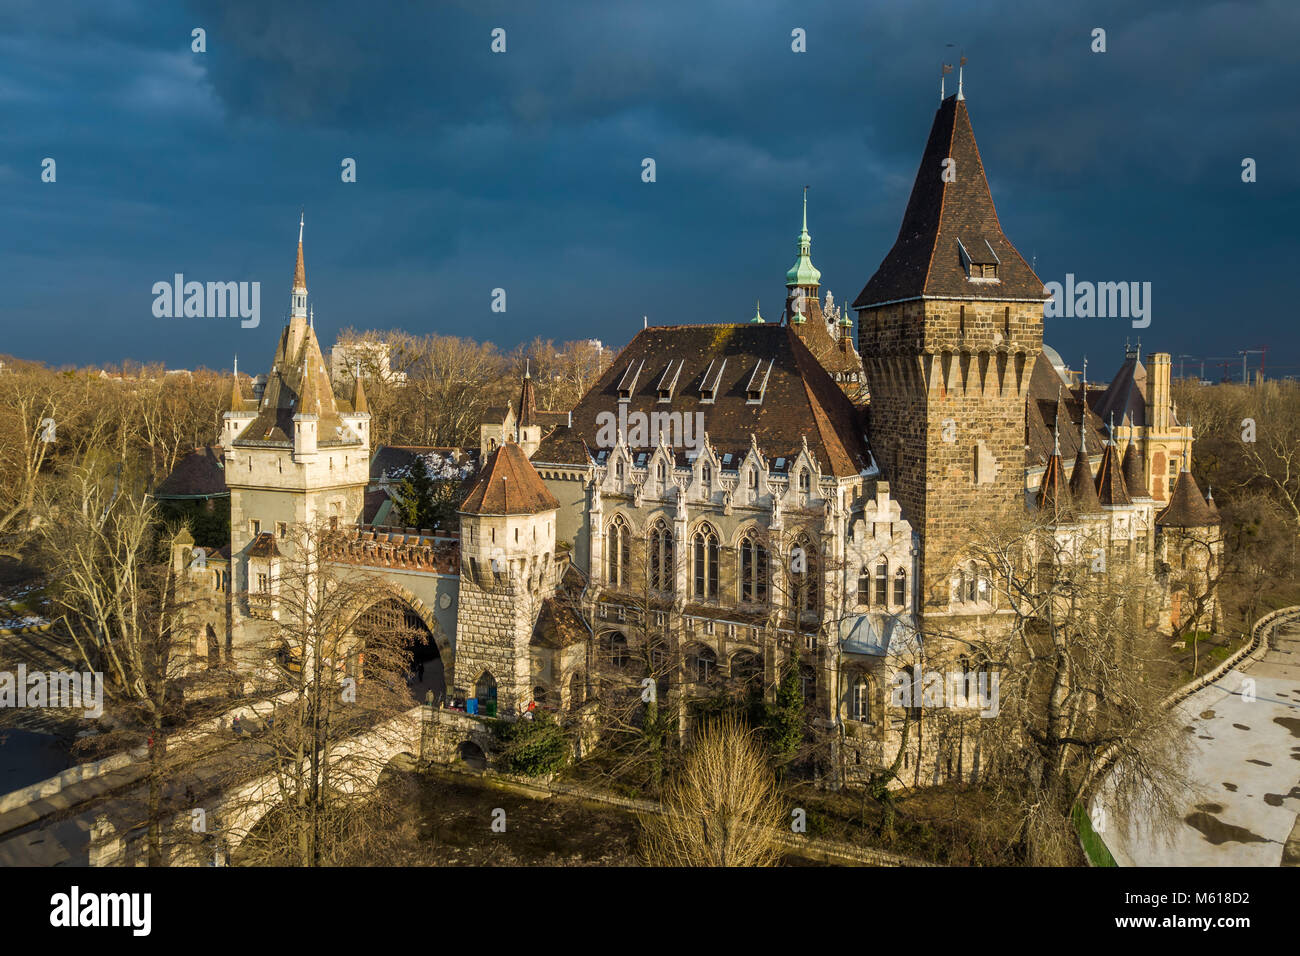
top-left (852, 89), bottom-right (1046, 622)
top-left (456, 441), bottom-right (560, 714)
top-left (224, 218), bottom-right (370, 638)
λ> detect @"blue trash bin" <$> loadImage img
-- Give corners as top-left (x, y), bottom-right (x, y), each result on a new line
top-left (466, 697), bottom-right (478, 715)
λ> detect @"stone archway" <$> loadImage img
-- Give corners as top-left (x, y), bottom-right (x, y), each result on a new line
top-left (354, 593), bottom-right (451, 703)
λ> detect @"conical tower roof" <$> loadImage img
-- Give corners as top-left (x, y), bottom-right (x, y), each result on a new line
top-left (518, 362), bottom-right (537, 429)
top-left (1121, 440), bottom-right (1148, 499)
top-left (353, 373), bottom-right (368, 414)
top-left (1095, 440), bottom-right (1132, 507)
top-left (854, 94), bottom-right (1046, 308)
top-left (459, 442), bottom-right (559, 516)
top-left (1069, 446), bottom-right (1103, 514)
top-left (1157, 469), bottom-right (1219, 527)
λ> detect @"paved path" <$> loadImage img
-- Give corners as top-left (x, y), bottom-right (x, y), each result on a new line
top-left (1102, 618), bottom-right (1300, 866)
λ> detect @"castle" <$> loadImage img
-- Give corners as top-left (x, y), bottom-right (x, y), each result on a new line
top-left (169, 87), bottom-right (1220, 785)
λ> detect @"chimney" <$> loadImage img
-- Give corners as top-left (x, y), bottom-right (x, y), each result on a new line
top-left (1148, 352), bottom-right (1172, 432)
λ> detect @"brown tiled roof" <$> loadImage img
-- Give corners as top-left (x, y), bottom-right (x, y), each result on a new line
top-left (459, 442), bottom-right (559, 515)
top-left (530, 598), bottom-right (589, 649)
top-left (1121, 441), bottom-right (1148, 499)
top-left (227, 373), bottom-right (246, 414)
top-left (853, 96), bottom-right (1047, 309)
top-left (1026, 353), bottom-right (1107, 469)
top-left (248, 532), bottom-right (281, 558)
top-left (518, 371), bottom-right (537, 428)
top-left (1092, 354), bottom-right (1149, 428)
top-left (293, 237), bottom-right (306, 290)
top-left (234, 318), bottom-right (361, 448)
top-left (1036, 447), bottom-right (1072, 521)
top-left (533, 323), bottom-right (873, 478)
top-left (1068, 447), bottom-right (1103, 514)
top-left (1095, 441), bottom-right (1132, 507)
top-left (1205, 487), bottom-right (1221, 520)
top-left (1157, 470), bottom-right (1218, 527)
top-left (155, 446), bottom-right (228, 499)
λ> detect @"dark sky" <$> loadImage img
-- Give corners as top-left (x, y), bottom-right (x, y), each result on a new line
top-left (2, 0), bottom-right (1297, 382)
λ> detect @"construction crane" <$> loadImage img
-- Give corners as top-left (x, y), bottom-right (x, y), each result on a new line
top-left (1176, 354), bottom-right (1197, 380)
top-left (1240, 349), bottom-right (1267, 384)
top-left (1206, 357), bottom-right (1239, 384)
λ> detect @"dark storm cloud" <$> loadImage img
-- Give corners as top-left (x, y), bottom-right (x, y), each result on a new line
top-left (1, 0), bottom-right (1297, 379)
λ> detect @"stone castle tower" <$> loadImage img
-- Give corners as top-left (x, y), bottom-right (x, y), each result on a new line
top-left (222, 216), bottom-right (371, 645)
top-left (852, 86), bottom-right (1047, 622)
top-left (455, 441), bottom-right (560, 716)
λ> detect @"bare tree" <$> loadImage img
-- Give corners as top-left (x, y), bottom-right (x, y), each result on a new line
top-left (638, 713), bottom-right (784, 867)
top-left (220, 521), bottom-right (421, 866)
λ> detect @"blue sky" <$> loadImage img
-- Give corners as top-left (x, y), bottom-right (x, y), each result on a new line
top-left (2, 0), bottom-right (1297, 381)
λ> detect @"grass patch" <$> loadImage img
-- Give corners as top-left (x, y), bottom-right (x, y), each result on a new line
top-left (1072, 803), bottom-right (1117, 867)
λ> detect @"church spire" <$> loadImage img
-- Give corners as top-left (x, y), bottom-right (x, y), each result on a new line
top-left (785, 186), bottom-right (821, 290)
top-left (291, 212), bottom-right (307, 320)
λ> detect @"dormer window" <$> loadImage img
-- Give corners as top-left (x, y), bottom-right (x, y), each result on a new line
top-left (701, 463), bottom-right (712, 499)
top-left (617, 360), bottom-right (644, 402)
top-left (745, 359), bottom-right (772, 404)
top-left (959, 237), bottom-right (1001, 282)
top-left (748, 467), bottom-right (758, 490)
top-left (699, 358), bottom-right (726, 403)
top-left (656, 359), bottom-right (683, 403)
top-left (798, 469), bottom-right (811, 493)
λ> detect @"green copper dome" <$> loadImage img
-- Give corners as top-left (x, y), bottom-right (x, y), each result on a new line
top-left (785, 187), bottom-right (822, 288)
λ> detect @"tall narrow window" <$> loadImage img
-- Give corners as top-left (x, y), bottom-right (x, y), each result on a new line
top-left (893, 567), bottom-right (907, 607)
top-left (701, 463), bottom-right (712, 500)
top-left (851, 676), bottom-right (871, 722)
top-left (649, 519), bottom-right (674, 592)
top-left (692, 523), bottom-right (719, 599)
top-left (607, 516), bottom-right (629, 587)
top-left (874, 560), bottom-right (888, 606)
top-left (858, 566), bottom-right (871, 605)
top-left (740, 531), bottom-right (769, 603)
top-left (791, 538), bottom-right (819, 613)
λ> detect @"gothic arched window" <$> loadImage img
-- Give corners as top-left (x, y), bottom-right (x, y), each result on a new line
top-left (607, 516), bottom-right (630, 587)
top-left (790, 537), bottom-right (819, 613)
top-left (874, 559), bottom-right (888, 606)
top-left (692, 523), bottom-right (719, 599)
top-left (649, 519), bottom-right (674, 592)
top-left (893, 566), bottom-right (907, 607)
top-left (739, 531), bottom-right (769, 603)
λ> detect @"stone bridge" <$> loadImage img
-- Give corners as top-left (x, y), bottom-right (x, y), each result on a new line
top-left (86, 706), bottom-right (499, 866)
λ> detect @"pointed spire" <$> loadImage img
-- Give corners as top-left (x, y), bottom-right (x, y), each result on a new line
top-left (290, 212), bottom-right (308, 321)
top-left (853, 87), bottom-right (1048, 308)
top-left (1054, 384), bottom-right (1063, 456)
top-left (1157, 468), bottom-right (1218, 527)
top-left (1039, 385), bottom-right (1072, 520)
top-left (227, 361), bottom-right (246, 413)
top-left (518, 362), bottom-right (537, 429)
top-left (957, 59), bottom-right (965, 100)
top-left (1069, 398), bottom-right (1103, 514)
top-left (751, 300), bottom-right (765, 324)
top-left (1121, 440), bottom-right (1148, 499)
top-left (786, 186), bottom-right (821, 289)
top-left (1096, 435), bottom-right (1132, 507)
top-left (353, 360), bottom-right (368, 414)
